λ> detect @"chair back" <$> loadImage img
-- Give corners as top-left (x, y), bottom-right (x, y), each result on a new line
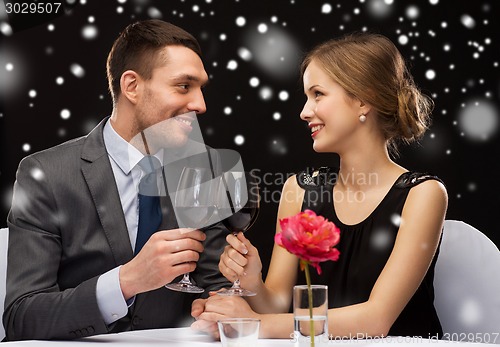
top-left (0, 227), bottom-right (8, 341)
top-left (434, 220), bottom-right (500, 342)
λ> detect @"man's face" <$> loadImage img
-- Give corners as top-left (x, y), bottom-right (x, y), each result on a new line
top-left (133, 45), bottom-right (209, 152)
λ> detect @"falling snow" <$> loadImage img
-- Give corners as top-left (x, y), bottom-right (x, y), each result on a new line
top-left (458, 99), bottom-right (498, 141)
top-left (249, 77), bottom-right (259, 87)
top-left (390, 213), bottom-right (402, 227)
top-left (425, 70), bottom-right (436, 80)
top-left (1, 22), bottom-right (13, 36)
top-left (237, 47), bottom-right (252, 61)
top-left (82, 24), bottom-right (98, 40)
top-left (270, 137), bottom-right (287, 155)
top-left (367, 0), bottom-right (393, 19)
top-left (405, 5), bottom-right (419, 20)
top-left (235, 16), bottom-right (246, 27)
top-left (226, 60), bottom-right (238, 70)
top-left (147, 7), bottom-right (162, 18)
top-left (259, 86), bottom-right (273, 101)
top-left (371, 228), bottom-right (392, 250)
top-left (30, 168), bottom-right (45, 181)
top-left (321, 4), bottom-right (332, 14)
top-left (70, 64), bottom-right (85, 78)
top-left (0, 0), bottom-right (499, 277)
top-left (398, 35), bottom-right (409, 45)
top-left (234, 135), bottom-right (245, 145)
top-left (60, 109), bottom-right (71, 120)
top-left (257, 23), bottom-right (268, 34)
top-left (243, 24), bottom-right (300, 79)
top-left (461, 14), bottom-right (476, 29)
top-left (278, 91), bottom-right (289, 101)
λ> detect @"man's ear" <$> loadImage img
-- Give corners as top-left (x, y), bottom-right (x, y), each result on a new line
top-left (120, 70), bottom-right (141, 104)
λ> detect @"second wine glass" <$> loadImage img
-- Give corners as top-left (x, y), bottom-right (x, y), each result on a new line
top-left (218, 171), bottom-right (260, 297)
top-left (166, 167), bottom-right (219, 294)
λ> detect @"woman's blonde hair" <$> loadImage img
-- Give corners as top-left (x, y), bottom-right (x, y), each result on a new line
top-left (301, 32), bottom-right (433, 154)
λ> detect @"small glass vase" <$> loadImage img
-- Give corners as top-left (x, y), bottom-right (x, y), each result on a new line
top-left (293, 284), bottom-right (328, 347)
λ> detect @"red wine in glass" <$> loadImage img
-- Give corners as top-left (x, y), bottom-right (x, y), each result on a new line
top-left (218, 171), bottom-right (260, 297)
top-left (167, 167), bottom-right (219, 294)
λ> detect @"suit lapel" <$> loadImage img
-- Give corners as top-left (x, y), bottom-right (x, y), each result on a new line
top-left (81, 118), bottom-right (133, 265)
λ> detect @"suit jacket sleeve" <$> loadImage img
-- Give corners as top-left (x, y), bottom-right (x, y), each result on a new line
top-left (4, 153), bottom-right (111, 340)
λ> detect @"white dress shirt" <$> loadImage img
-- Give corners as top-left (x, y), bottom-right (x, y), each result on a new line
top-left (96, 119), bottom-right (163, 325)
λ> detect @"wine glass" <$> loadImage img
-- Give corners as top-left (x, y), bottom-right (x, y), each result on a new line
top-left (218, 171), bottom-right (260, 296)
top-left (166, 167), bottom-right (219, 293)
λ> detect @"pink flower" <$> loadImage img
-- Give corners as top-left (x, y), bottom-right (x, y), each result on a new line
top-left (275, 209), bottom-right (340, 275)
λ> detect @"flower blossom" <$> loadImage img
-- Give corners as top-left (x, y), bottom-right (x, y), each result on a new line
top-left (275, 209), bottom-right (340, 275)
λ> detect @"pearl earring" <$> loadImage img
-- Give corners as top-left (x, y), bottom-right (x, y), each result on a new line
top-left (359, 113), bottom-right (367, 123)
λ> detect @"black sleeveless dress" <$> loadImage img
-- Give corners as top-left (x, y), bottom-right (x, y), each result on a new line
top-left (294, 167), bottom-right (443, 338)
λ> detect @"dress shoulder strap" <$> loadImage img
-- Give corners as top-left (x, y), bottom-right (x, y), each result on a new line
top-left (394, 172), bottom-right (445, 189)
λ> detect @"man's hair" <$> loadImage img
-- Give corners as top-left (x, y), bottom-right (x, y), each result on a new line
top-left (106, 19), bottom-right (202, 104)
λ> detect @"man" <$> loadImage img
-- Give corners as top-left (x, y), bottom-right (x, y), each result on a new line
top-left (4, 19), bottom-right (229, 341)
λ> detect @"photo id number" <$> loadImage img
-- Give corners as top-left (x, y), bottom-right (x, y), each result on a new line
top-left (443, 332), bottom-right (499, 344)
top-left (5, 2), bottom-right (63, 14)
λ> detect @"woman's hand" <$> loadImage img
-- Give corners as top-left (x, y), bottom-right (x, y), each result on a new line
top-left (219, 232), bottom-right (263, 292)
top-left (191, 293), bottom-right (261, 339)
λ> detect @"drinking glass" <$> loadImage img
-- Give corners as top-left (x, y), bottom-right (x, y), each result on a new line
top-left (218, 318), bottom-right (260, 347)
top-left (166, 167), bottom-right (219, 293)
top-left (293, 285), bottom-right (329, 347)
top-left (217, 171), bottom-right (260, 297)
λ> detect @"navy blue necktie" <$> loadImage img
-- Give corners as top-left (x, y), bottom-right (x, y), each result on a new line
top-left (134, 156), bottom-right (162, 255)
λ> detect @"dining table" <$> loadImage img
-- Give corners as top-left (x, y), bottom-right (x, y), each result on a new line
top-left (1, 328), bottom-right (498, 347)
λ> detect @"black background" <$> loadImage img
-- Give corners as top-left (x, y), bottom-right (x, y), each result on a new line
top-left (1, 0), bottom-right (499, 277)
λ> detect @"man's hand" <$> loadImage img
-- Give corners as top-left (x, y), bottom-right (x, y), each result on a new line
top-left (191, 296), bottom-right (220, 339)
top-left (191, 293), bottom-right (260, 339)
top-left (119, 228), bottom-right (206, 299)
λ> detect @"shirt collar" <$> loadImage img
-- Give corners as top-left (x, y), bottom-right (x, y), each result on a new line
top-left (103, 119), bottom-right (163, 175)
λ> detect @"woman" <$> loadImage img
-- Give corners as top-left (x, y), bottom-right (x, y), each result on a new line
top-left (192, 32), bottom-right (447, 339)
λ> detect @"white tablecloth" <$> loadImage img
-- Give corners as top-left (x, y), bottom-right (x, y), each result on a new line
top-left (2, 328), bottom-right (498, 346)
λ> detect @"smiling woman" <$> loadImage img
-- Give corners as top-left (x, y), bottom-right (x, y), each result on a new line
top-left (300, 33), bottom-right (433, 155)
top-left (2, 0), bottom-right (500, 342)
top-left (193, 32), bottom-right (448, 340)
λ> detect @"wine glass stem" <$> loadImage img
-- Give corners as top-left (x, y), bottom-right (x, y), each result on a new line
top-left (180, 273), bottom-right (193, 284)
top-left (232, 278), bottom-right (241, 289)
top-left (231, 232), bottom-right (243, 290)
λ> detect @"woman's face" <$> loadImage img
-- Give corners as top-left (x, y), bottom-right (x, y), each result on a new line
top-left (300, 60), bottom-right (362, 153)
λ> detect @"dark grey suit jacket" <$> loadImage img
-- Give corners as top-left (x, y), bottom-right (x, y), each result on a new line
top-left (3, 118), bottom-right (230, 341)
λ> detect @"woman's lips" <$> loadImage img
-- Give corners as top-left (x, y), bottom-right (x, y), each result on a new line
top-left (310, 124), bottom-right (324, 138)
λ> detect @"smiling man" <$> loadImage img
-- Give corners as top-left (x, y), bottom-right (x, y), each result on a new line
top-left (4, 20), bottom-right (229, 341)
